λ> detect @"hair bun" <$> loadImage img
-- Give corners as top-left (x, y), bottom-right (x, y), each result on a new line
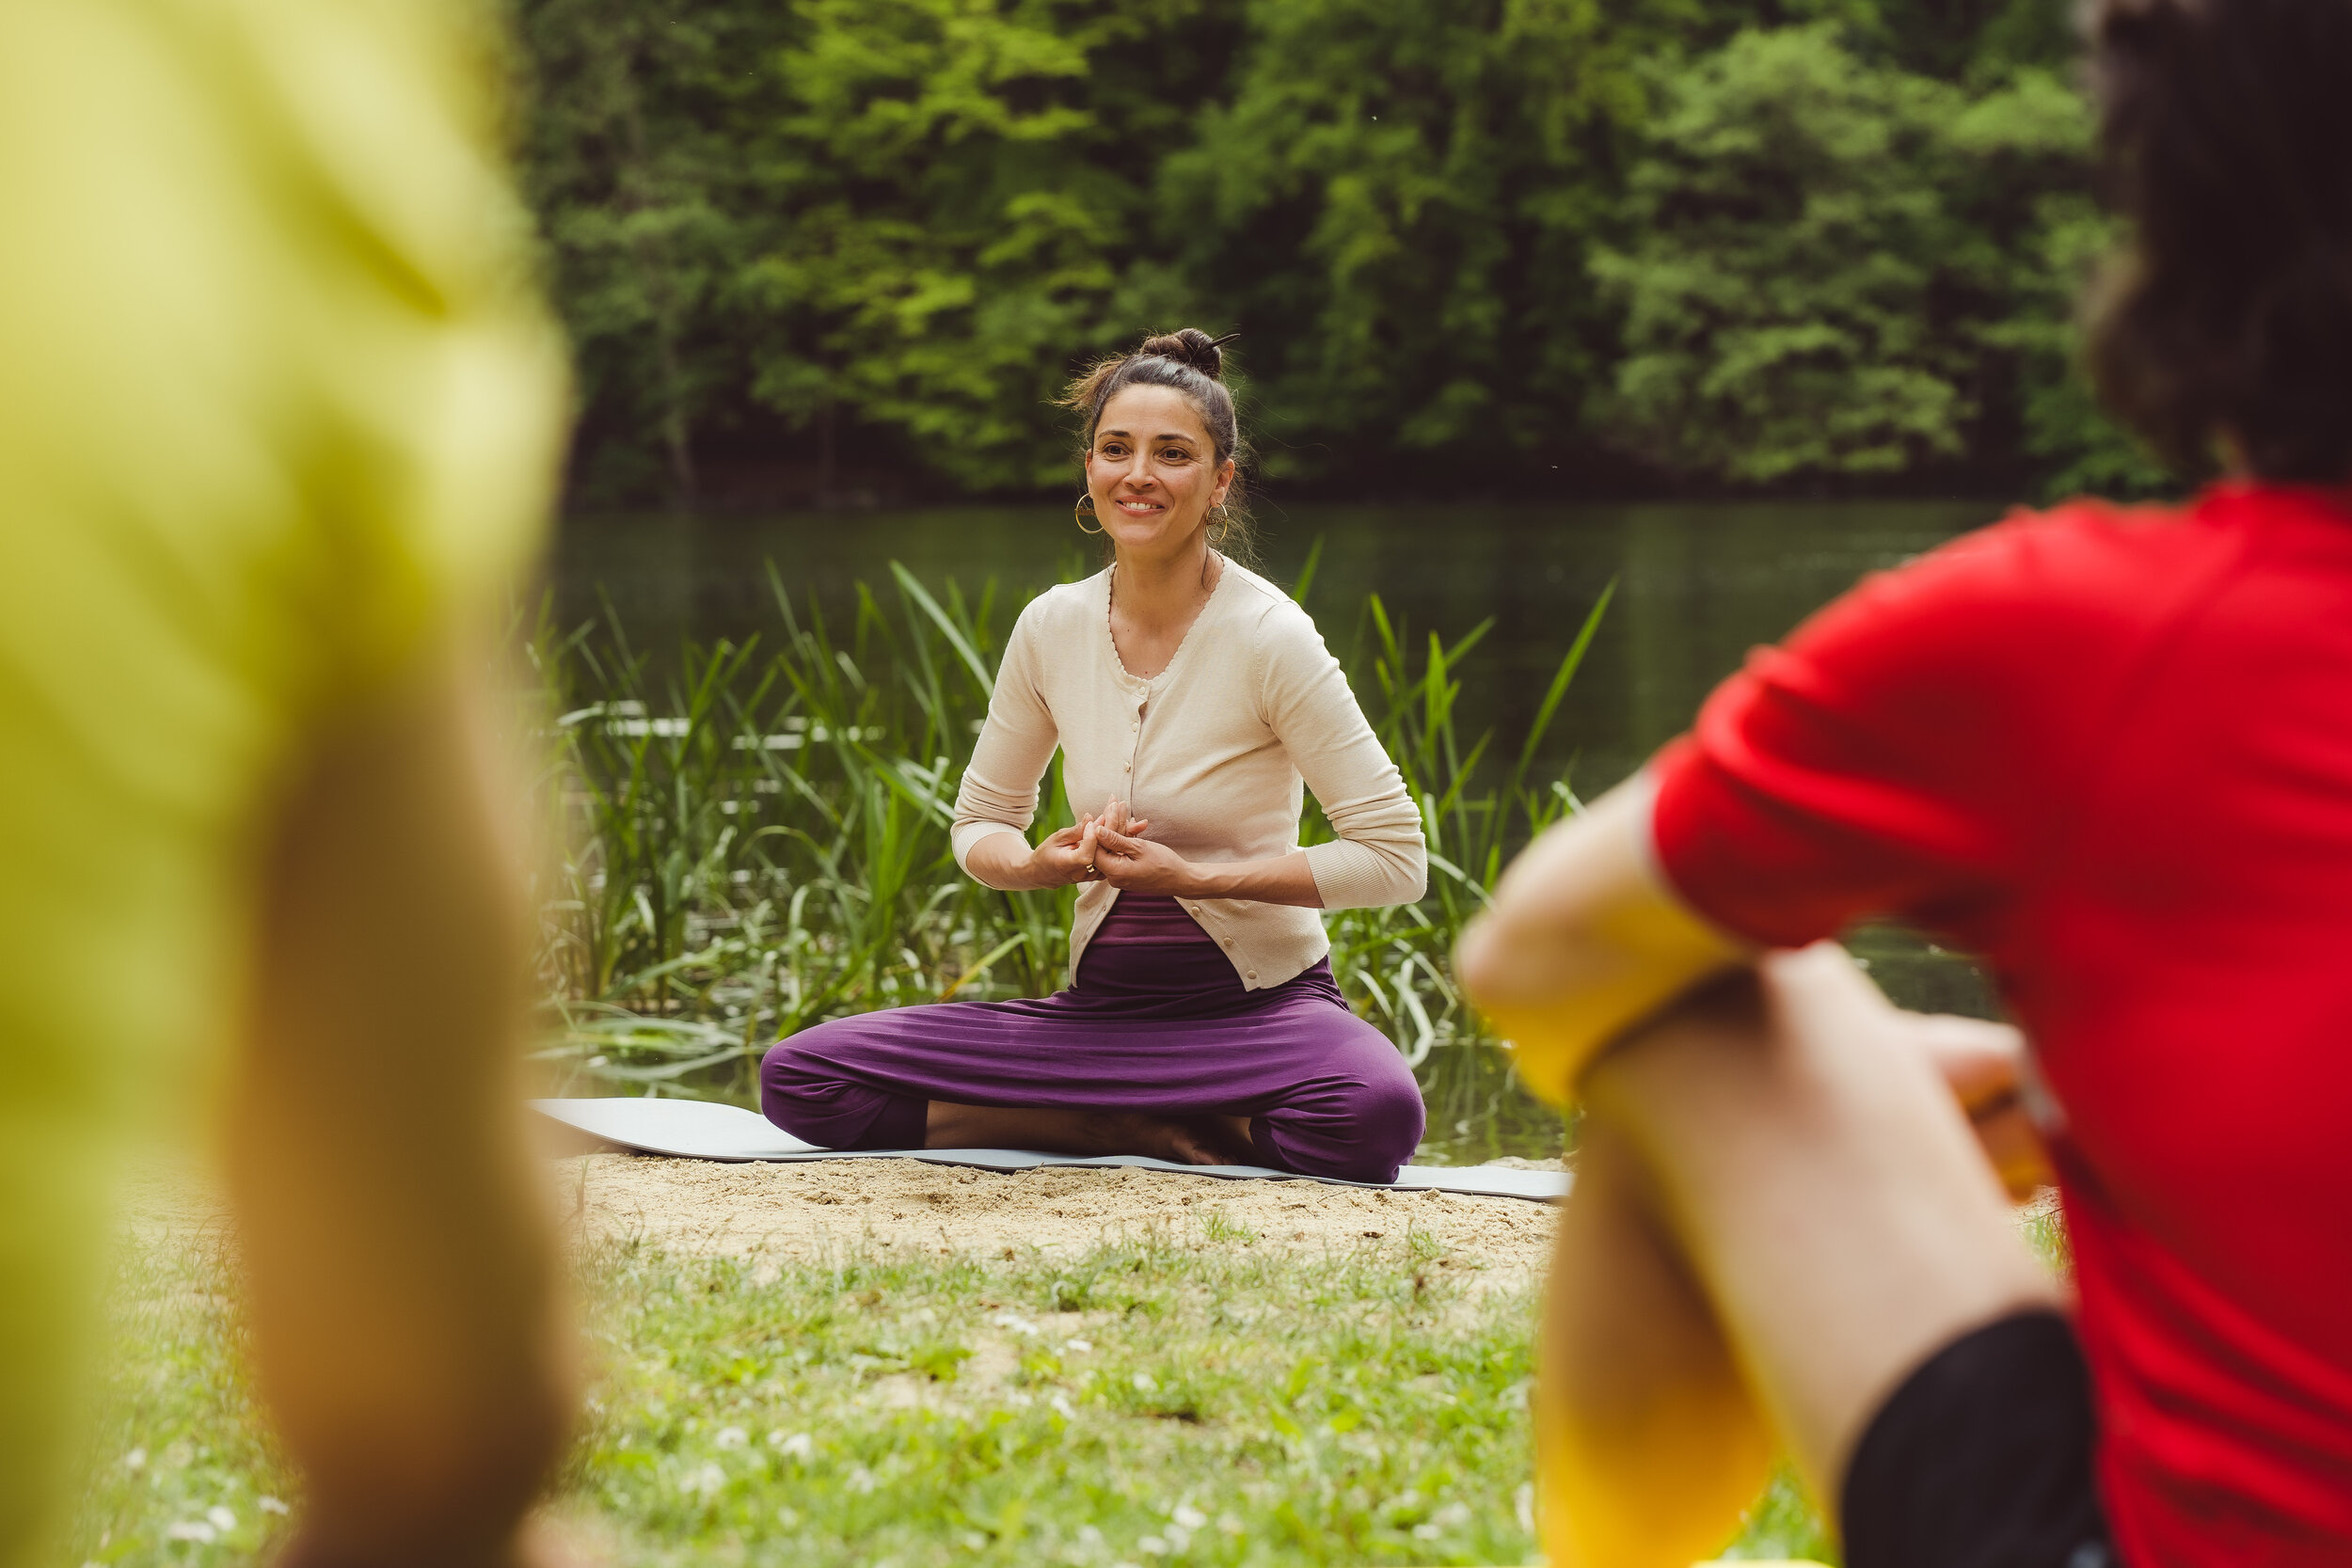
top-left (1138, 327), bottom-right (1238, 381)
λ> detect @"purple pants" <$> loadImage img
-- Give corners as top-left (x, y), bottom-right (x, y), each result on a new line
top-left (759, 895), bottom-right (1425, 1183)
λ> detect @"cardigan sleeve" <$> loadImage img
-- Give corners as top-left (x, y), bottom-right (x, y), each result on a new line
top-left (951, 603), bottom-right (1060, 883)
top-left (1256, 601), bottom-right (1427, 909)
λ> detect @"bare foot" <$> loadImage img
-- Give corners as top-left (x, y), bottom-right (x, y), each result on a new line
top-left (924, 1102), bottom-right (1257, 1165)
top-left (1091, 1111), bottom-right (1234, 1165)
top-left (1166, 1116), bottom-right (1258, 1166)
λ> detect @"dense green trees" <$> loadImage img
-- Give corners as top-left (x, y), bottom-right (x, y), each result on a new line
top-left (507, 0), bottom-right (2165, 503)
top-left (1592, 27), bottom-right (2161, 490)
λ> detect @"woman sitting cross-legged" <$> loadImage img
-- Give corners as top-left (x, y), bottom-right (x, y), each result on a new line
top-left (759, 328), bottom-right (1429, 1183)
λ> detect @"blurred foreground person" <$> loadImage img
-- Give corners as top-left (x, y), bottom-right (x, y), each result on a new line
top-left (1459, 0), bottom-right (2352, 1563)
top-left (0, 3), bottom-right (571, 1564)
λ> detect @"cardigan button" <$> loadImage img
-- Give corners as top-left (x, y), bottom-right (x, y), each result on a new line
top-left (1246, 971), bottom-right (1258, 981)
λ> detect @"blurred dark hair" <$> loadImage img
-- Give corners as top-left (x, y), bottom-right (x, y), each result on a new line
top-left (2087, 0), bottom-right (2352, 481)
top-left (1060, 328), bottom-right (1256, 563)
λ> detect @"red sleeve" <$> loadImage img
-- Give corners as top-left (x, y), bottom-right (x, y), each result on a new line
top-left (1651, 502), bottom-right (2194, 950)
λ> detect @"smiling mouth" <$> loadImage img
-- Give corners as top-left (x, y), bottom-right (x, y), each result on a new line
top-left (1115, 498), bottom-right (1165, 515)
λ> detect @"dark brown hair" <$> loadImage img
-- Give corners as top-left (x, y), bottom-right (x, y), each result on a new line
top-left (1060, 328), bottom-right (1256, 562)
top-left (2087, 0), bottom-right (2352, 481)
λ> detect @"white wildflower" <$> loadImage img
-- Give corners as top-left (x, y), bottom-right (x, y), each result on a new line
top-left (714, 1425), bottom-right (748, 1449)
top-left (1137, 1536), bottom-right (1168, 1556)
top-left (990, 1311), bottom-right (1041, 1337)
top-left (679, 1462), bottom-right (726, 1499)
top-left (1050, 1393), bottom-right (1076, 1419)
top-left (1077, 1526), bottom-right (1104, 1546)
top-left (1171, 1504), bottom-right (1207, 1530)
top-left (1131, 1371), bottom-right (1157, 1393)
top-left (1414, 1523), bottom-right (1442, 1541)
top-left (1217, 1513), bottom-right (1244, 1536)
top-left (1515, 1481), bottom-right (1535, 1535)
top-left (1062, 1338), bottom-right (1092, 1354)
top-left (846, 1465), bottom-right (878, 1495)
top-left (166, 1523), bottom-right (216, 1544)
top-left (259, 1497), bottom-right (290, 1516)
top-left (771, 1431), bottom-right (814, 1461)
top-left (121, 1449), bottom-right (147, 1472)
top-left (1436, 1501), bottom-right (1471, 1528)
top-left (1167, 1525), bottom-right (1192, 1551)
top-left (208, 1506), bottom-right (237, 1531)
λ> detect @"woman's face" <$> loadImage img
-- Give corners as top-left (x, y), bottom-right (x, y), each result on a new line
top-left (1085, 385), bottom-right (1235, 561)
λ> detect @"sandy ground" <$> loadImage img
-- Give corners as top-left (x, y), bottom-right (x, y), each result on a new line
top-left (111, 1130), bottom-right (1563, 1282)
top-left (557, 1152), bottom-right (1561, 1279)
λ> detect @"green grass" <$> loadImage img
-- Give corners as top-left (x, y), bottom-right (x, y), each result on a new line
top-left (525, 552), bottom-right (1611, 1162)
top-left (67, 1220), bottom-right (1836, 1566)
top-left (65, 1230), bottom-right (289, 1562)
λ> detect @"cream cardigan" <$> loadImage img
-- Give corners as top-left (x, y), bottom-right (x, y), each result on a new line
top-left (950, 559), bottom-right (1427, 990)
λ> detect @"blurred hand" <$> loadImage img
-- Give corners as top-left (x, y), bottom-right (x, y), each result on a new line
top-left (236, 647), bottom-right (575, 1568)
top-left (1898, 1012), bottom-right (2055, 1201)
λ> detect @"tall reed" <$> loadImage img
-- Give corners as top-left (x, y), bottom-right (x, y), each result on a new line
top-left (525, 552), bottom-right (1610, 1155)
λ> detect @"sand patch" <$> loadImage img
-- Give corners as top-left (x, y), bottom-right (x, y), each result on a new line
top-left (557, 1153), bottom-right (1558, 1278)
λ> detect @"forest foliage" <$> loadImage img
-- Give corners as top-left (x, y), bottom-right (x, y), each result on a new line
top-left (507, 0), bottom-right (2169, 503)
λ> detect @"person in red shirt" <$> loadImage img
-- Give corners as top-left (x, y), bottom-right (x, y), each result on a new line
top-left (1457, 1), bottom-right (2352, 1564)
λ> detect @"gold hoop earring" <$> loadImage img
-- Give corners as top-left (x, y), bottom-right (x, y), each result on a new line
top-left (1074, 494), bottom-right (1104, 535)
top-left (1208, 502), bottom-right (1231, 543)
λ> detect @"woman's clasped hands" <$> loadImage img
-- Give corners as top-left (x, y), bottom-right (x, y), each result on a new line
top-left (1088, 795), bottom-right (1202, 894)
top-left (1028, 795), bottom-right (1201, 895)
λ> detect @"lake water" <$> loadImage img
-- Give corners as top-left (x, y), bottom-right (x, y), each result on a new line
top-left (552, 499), bottom-right (2009, 1161)
top-left (554, 499), bottom-right (2003, 790)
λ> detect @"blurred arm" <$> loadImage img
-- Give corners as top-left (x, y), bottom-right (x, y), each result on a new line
top-left (1454, 773), bottom-right (1753, 1104)
top-left (1462, 775), bottom-right (2054, 1192)
top-left (228, 640), bottom-right (571, 1568)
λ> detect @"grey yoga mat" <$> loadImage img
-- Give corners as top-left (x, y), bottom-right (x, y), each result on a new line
top-left (532, 1097), bottom-right (1570, 1204)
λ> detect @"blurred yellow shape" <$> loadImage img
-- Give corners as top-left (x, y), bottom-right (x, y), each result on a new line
top-left (0, 0), bottom-right (561, 1558)
top-left (1475, 873), bottom-right (1741, 1107)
